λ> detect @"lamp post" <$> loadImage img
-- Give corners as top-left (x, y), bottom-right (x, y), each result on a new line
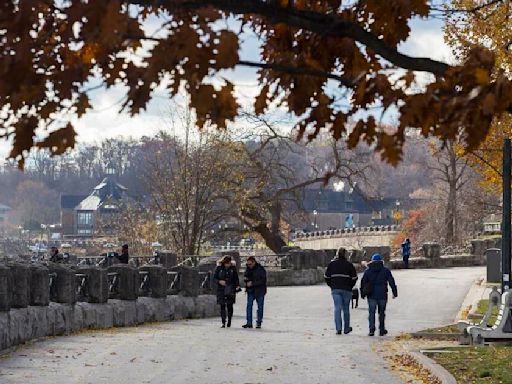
top-left (313, 210), bottom-right (318, 230)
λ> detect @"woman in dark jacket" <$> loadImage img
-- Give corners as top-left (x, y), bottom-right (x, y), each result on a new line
top-left (214, 256), bottom-right (240, 328)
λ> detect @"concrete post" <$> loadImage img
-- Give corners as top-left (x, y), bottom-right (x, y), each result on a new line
top-left (157, 251), bottom-right (178, 269)
top-left (422, 243), bottom-right (441, 259)
top-left (78, 267), bottom-right (109, 303)
top-left (0, 265), bottom-right (12, 311)
top-left (173, 266), bottom-right (200, 297)
top-left (29, 264), bottom-right (49, 306)
top-left (7, 262), bottom-right (30, 308)
top-left (139, 265), bottom-right (167, 298)
top-left (108, 265), bottom-right (139, 300)
top-left (48, 263), bottom-right (77, 304)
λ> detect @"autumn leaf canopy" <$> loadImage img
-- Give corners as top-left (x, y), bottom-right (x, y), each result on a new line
top-left (1, 0), bottom-right (511, 166)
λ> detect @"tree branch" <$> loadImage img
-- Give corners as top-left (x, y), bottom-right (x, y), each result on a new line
top-left (126, 0), bottom-right (451, 75)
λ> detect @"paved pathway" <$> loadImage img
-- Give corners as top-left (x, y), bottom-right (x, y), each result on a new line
top-left (0, 267), bottom-right (483, 384)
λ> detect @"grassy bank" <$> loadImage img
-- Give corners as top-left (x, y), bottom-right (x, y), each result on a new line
top-left (426, 346), bottom-right (512, 383)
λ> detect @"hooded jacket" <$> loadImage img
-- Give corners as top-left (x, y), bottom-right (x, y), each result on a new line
top-left (324, 257), bottom-right (358, 291)
top-left (360, 261), bottom-right (397, 300)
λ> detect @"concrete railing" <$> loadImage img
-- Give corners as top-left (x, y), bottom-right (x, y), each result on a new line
top-left (294, 225), bottom-right (399, 240)
top-left (0, 261), bottom-right (216, 352)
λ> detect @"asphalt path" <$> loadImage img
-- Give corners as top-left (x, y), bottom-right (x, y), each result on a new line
top-left (0, 267), bottom-right (484, 384)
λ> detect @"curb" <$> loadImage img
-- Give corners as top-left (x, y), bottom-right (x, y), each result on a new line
top-left (410, 351), bottom-right (457, 384)
top-left (455, 275), bottom-right (487, 322)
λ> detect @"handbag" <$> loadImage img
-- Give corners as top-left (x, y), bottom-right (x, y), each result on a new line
top-left (224, 284), bottom-right (235, 297)
top-left (361, 269), bottom-right (383, 298)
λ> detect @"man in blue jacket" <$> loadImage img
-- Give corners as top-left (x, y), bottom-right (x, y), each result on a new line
top-left (360, 254), bottom-right (398, 336)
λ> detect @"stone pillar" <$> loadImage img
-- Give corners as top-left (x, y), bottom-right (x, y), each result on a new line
top-left (157, 251), bottom-right (178, 269)
top-left (29, 264), bottom-right (49, 306)
top-left (7, 262), bottom-right (30, 308)
top-left (48, 263), bottom-right (77, 304)
top-left (471, 239), bottom-right (487, 257)
top-left (108, 265), bottom-right (139, 300)
top-left (363, 246), bottom-right (391, 262)
top-left (324, 249), bottom-right (337, 265)
top-left (0, 265), bottom-right (12, 311)
top-left (349, 249), bottom-right (365, 264)
top-left (173, 266), bottom-right (200, 297)
top-left (139, 265), bottom-right (167, 298)
top-left (78, 267), bottom-right (109, 303)
top-left (289, 250), bottom-right (306, 270)
top-left (422, 242), bottom-right (441, 259)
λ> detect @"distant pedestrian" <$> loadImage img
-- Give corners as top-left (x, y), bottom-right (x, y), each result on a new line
top-left (360, 254), bottom-right (398, 336)
top-left (324, 247), bottom-right (358, 335)
top-left (214, 256), bottom-right (240, 328)
top-left (118, 244), bottom-right (129, 264)
top-left (243, 256), bottom-right (267, 329)
top-left (49, 246), bottom-right (63, 263)
top-left (401, 238), bottom-right (411, 269)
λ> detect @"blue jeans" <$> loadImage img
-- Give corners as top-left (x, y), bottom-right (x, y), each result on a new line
top-left (368, 298), bottom-right (387, 332)
top-left (246, 292), bottom-right (265, 325)
top-left (331, 289), bottom-right (352, 332)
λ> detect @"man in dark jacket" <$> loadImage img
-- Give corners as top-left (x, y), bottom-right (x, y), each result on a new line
top-left (401, 238), bottom-right (411, 269)
top-left (360, 254), bottom-right (398, 336)
top-left (324, 247), bottom-right (358, 334)
top-left (118, 244), bottom-right (129, 264)
top-left (243, 256), bottom-right (267, 329)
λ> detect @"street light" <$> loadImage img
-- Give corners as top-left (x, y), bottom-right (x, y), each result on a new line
top-left (313, 210), bottom-right (318, 230)
top-left (394, 201), bottom-right (401, 226)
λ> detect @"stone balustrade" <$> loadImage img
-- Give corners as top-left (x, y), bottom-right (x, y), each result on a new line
top-left (0, 261), bottom-right (216, 352)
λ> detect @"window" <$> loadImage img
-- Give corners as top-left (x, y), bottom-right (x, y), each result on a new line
top-left (77, 211), bottom-right (93, 226)
top-left (77, 229), bottom-right (92, 235)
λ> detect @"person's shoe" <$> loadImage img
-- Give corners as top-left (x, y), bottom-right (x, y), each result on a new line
top-left (227, 319), bottom-right (232, 328)
top-left (221, 323), bottom-right (226, 328)
top-left (344, 327), bottom-right (353, 335)
top-left (242, 324), bottom-right (253, 328)
top-left (368, 330), bottom-right (375, 336)
top-left (336, 330), bottom-right (342, 335)
top-left (256, 323), bottom-right (262, 329)
top-left (379, 329), bottom-right (388, 336)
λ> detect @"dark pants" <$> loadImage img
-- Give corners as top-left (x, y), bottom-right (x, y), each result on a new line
top-left (403, 255), bottom-right (409, 269)
top-left (220, 303), bottom-right (233, 324)
top-left (246, 292), bottom-right (265, 325)
top-left (368, 298), bottom-right (387, 332)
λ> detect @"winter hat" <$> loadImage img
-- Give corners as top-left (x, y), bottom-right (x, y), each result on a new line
top-left (371, 253), bottom-right (382, 262)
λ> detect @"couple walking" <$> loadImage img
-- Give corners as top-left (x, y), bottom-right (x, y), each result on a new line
top-left (213, 255), bottom-right (267, 328)
top-left (325, 248), bottom-right (397, 336)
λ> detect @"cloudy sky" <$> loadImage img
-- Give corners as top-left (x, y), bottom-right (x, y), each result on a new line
top-left (0, 15), bottom-right (455, 160)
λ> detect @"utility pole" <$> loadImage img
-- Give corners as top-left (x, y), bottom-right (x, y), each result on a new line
top-left (502, 138), bottom-right (511, 292)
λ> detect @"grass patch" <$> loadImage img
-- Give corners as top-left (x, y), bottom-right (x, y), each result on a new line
top-left (475, 299), bottom-right (499, 326)
top-left (426, 346), bottom-right (512, 384)
top-left (420, 324), bottom-right (460, 334)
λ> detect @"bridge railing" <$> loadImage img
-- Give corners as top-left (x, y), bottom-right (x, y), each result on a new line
top-left (294, 225), bottom-right (399, 239)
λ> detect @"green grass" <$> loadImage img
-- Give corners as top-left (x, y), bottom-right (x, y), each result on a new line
top-left (475, 299), bottom-right (499, 326)
top-left (427, 346), bottom-right (512, 383)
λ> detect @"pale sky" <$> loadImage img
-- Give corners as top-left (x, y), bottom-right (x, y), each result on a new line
top-left (0, 16), bottom-right (454, 161)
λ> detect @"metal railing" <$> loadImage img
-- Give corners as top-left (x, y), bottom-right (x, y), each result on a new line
top-left (167, 271), bottom-right (181, 295)
top-left (139, 270), bottom-right (150, 295)
top-left (76, 273), bottom-right (88, 301)
top-left (107, 272), bottom-right (119, 296)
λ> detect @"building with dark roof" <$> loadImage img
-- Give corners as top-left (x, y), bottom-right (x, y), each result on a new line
top-left (60, 166), bottom-right (129, 237)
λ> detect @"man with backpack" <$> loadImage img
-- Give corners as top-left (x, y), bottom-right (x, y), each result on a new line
top-left (324, 247), bottom-right (358, 335)
top-left (360, 254), bottom-right (398, 336)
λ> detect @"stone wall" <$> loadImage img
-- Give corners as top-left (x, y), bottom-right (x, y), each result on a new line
top-left (0, 295), bottom-right (217, 352)
top-left (0, 261), bottom-right (218, 353)
top-left (266, 268), bottom-right (325, 286)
